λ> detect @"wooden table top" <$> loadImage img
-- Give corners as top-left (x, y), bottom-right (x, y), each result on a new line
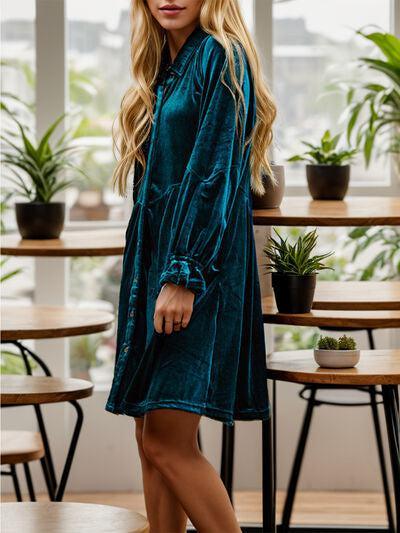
top-left (313, 281), bottom-right (400, 311)
top-left (262, 296), bottom-right (400, 328)
top-left (1, 229), bottom-right (125, 257)
top-left (267, 349), bottom-right (400, 386)
top-left (1, 305), bottom-right (114, 341)
top-left (2, 197), bottom-right (399, 258)
top-left (253, 196), bottom-right (400, 226)
top-left (1, 430), bottom-right (44, 465)
top-left (1, 502), bottom-right (149, 533)
top-left (0, 375), bottom-right (93, 405)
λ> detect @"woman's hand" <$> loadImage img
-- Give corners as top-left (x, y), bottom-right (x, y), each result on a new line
top-left (154, 282), bottom-right (195, 334)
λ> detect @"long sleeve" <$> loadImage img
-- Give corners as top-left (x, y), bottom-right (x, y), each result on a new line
top-left (158, 38), bottom-right (252, 296)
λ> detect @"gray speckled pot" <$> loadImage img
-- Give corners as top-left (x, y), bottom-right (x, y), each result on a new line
top-left (314, 349), bottom-right (360, 368)
top-left (252, 165), bottom-right (285, 209)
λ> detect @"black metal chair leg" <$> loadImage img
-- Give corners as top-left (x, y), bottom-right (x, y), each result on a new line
top-left (367, 328), bottom-right (376, 350)
top-left (263, 411), bottom-right (276, 533)
top-left (273, 379), bottom-right (277, 495)
top-left (220, 423), bottom-right (235, 502)
top-left (40, 456), bottom-right (55, 500)
top-left (369, 387), bottom-right (395, 531)
top-left (281, 386), bottom-right (317, 530)
top-left (10, 464), bottom-right (22, 502)
top-left (17, 342), bottom-right (58, 492)
top-left (382, 385), bottom-right (400, 533)
top-left (23, 462), bottom-right (36, 501)
top-left (54, 399), bottom-right (84, 501)
top-left (33, 404), bottom-right (58, 494)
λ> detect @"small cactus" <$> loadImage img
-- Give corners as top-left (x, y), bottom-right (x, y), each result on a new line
top-left (317, 336), bottom-right (338, 350)
top-left (338, 334), bottom-right (357, 350)
top-left (317, 334), bottom-right (357, 350)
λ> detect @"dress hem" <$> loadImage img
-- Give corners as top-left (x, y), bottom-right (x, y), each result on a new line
top-left (105, 399), bottom-right (270, 426)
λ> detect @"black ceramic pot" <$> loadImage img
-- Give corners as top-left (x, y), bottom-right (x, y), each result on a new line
top-left (272, 272), bottom-right (317, 314)
top-left (306, 164), bottom-right (350, 200)
top-left (15, 201), bottom-right (66, 239)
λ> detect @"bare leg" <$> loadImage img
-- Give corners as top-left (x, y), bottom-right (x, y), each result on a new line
top-left (142, 408), bottom-right (242, 533)
top-left (134, 416), bottom-right (188, 533)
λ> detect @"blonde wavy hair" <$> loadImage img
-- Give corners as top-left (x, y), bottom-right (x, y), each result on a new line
top-left (112, 0), bottom-right (277, 197)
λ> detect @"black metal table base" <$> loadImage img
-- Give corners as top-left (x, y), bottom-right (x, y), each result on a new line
top-left (188, 526), bottom-right (391, 532)
top-left (1, 340), bottom-right (85, 501)
top-left (218, 381), bottom-right (399, 533)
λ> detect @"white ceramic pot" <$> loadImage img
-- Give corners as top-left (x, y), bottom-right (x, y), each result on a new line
top-left (313, 349), bottom-right (360, 368)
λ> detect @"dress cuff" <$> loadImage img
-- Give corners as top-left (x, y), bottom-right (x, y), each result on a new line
top-left (159, 254), bottom-right (206, 295)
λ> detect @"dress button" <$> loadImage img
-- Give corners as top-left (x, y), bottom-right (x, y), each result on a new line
top-left (123, 346), bottom-right (129, 353)
top-left (129, 310), bottom-right (135, 317)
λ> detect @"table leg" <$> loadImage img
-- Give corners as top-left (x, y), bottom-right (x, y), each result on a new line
top-left (3, 340), bottom-right (86, 502)
top-left (382, 385), bottom-right (400, 533)
top-left (220, 423), bottom-right (235, 503)
top-left (263, 385), bottom-right (276, 533)
top-left (13, 340), bottom-right (58, 496)
top-left (54, 400), bottom-right (84, 501)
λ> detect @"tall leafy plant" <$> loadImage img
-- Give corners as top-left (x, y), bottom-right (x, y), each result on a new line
top-left (288, 130), bottom-right (358, 166)
top-left (346, 226), bottom-right (400, 280)
top-left (1, 108), bottom-right (87, 203)
top-left (343, 29), bottom-right (400, 166)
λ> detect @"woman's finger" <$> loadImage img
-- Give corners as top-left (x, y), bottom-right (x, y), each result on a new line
top-left (173, 311), bottom-right (184, 332)
top-left (153, 306), bottom-right (164, 334)
top-left (163, 309), bottom-right (175, 335)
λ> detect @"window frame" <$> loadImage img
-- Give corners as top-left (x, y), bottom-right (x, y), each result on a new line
top-left (11, 0), bottom-right (393, 235)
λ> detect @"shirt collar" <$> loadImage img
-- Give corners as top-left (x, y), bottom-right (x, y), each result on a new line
top-left (158, 24), bottom-right (209, 80)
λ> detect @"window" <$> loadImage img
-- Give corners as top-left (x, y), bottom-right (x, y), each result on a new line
top-left (1, 0), bottom-right (35, 305)
top-left (66, 0), bottom-right (131, 223)
top-left (273, 0), bottom-right (392, 186)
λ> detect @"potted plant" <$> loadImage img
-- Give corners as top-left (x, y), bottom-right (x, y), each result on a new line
top-left (342, 29), bottom-right (400, 173)
top-left (314, 334), bottom-right (360, 368)
top-left (288, 130), bottom-right (358, 200)
top-left (251, 162), bottom-right (286, 209)
top-left (264, 228), bottom-right (333, 313)
top-left (1, 110), bottom-right (86, 239)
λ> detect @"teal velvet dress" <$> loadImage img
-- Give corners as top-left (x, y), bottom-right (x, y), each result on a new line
top-left (105, 24), bottom-right (270, 426)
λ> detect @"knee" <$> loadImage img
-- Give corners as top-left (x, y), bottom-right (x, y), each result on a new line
top-left (142, 430), bottom-right (169, 470)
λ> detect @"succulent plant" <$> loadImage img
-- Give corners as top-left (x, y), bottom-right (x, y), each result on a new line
top-left (264, 229), bottom-right (334, 275)
top-left (317, 335), bottom-right (357, 350)
top-left (338, 334), bottom-right (357, 350)
top-left (317, 336), bottom-right (339, 350)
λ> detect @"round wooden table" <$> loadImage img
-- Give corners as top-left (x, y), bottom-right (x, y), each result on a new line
top-left (262, 296), bottom-right (400, 328)
top-left (0, 229), bottom-right (125, 257)
top-left (253, 196), bottom-right (400, 226)
top-left (1, 306), bottom-right (114, 502)
top-left (313, 281), bottom-right (400, 311)
top-left (1, 502), bottom-right (149, 533)
top-left (267, 350), bottom-right (400, 532)
top-left (1, 375), bottom-right (94, 502)
top-left (267, 349), bottom-right (400, 386)
top-left (0, 375), bottom-right (93, 405)
top-left (1, 305), bottom-right (114, 341)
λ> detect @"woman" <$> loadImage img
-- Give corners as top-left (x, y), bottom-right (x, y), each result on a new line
top-left (105, 1), bottom-right (276, 531)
